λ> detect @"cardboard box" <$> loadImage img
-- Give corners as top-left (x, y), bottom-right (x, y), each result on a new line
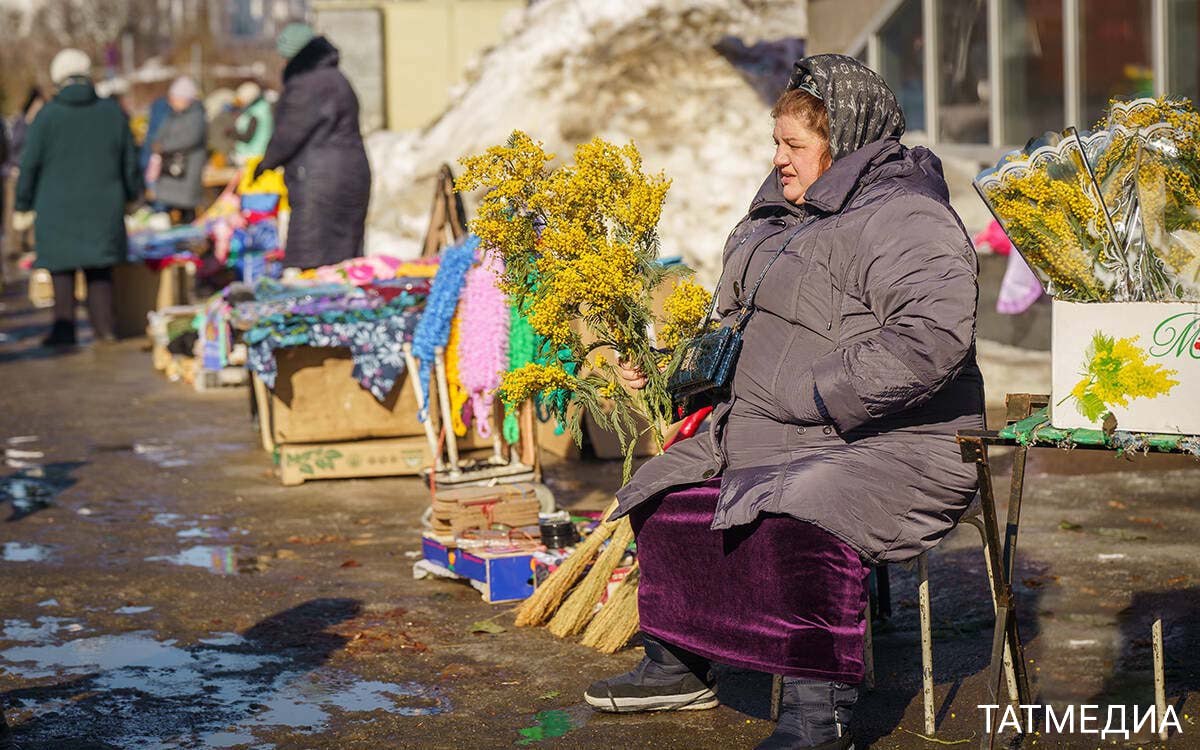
top-left (584, 406), bottom-right (660, 460)
top-left (420, 534), bottom-right (535, 603)
top-left (277, 435), bottom-right (431, 485)
top-left (533, 405), bottom-right (662, 460)
top-left (270, 346), bottom-right (430, 444)
top-left (113, 262), bottom-right (194, 340)
top-left (1050, 300), bottom-right (1200, 434)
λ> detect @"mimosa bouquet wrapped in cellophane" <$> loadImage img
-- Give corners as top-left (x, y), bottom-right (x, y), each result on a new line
top-left (975, 97), bottom-right (1200, 303)
top-left (1099, 98), bottom-right (1200, 301)
top-left (457, 132), bottom-right (712, 478)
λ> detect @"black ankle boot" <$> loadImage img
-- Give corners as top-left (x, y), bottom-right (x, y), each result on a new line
top-left (756, 678), bottom-right (857, 749)
top-left (41, 320), bottom-right (77, 347)
top-left (584, 633), bottom-right (717, 713)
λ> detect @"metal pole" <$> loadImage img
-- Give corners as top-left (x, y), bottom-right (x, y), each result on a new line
top-left (918, 553), bottom-right (936, 736)
top-left (1154, 617), bottom-right (1167, 740)
top-left (1151, 0), bottom-right (1168, 97)
top-left (987, 0), bottom-right (1003, 146)
top-left (1063, 0), bottom-right (1081, 128)
top-left (922, 0), bottom-right (940, 142)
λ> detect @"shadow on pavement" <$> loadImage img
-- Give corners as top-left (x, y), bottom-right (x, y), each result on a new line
top-left (855, 547), bottom-right (1047, 746)
top-left (2, 461), bottom-right (86, 523)
top-left (1093, 586), bottom-right (1200, 709)
top-left (2, 598), bottom-right (363, 749)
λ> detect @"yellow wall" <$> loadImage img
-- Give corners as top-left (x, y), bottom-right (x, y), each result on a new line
top-left (315, 0), bottom-right (522, 131)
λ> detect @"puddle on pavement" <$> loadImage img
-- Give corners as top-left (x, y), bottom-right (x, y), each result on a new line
top-left (146, 545), bottom-right (239, 575)
top-left (2, 541), bottom-right (53, 562)
top-left (176, 526), bottom-right (248, 540)
top-left (1, 446), bottom-right (82, 520)
top-left (151, 512), bottom-right (185, 526)
top-left (517, 706), bottom-right (591, 745)
top-left (0, 476), bottom-right (56, 516)
top-left (3, 617), bottom-right (84, 642)
top-left (133, 442), bottom-right (192, 468)
top-left (0, 625), bottom-right (451, 749)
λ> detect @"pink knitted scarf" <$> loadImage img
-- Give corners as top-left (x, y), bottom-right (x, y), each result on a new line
top-left (457, 257), bottom-right (510, 438)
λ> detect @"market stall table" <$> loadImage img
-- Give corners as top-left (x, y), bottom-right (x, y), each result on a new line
top-left (956, 393), bottom-right (1200, 749)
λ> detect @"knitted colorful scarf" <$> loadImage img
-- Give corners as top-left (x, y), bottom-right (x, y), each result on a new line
top-left (411, 235), bottom-right (479, 420)
top-left (457, 257), bottom-right (510, 439)
top-left (502, 304), bottom-right (538, 445)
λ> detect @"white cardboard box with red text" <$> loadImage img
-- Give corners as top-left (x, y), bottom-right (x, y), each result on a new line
top-left (1050, 300), bottom-right (1200, 434)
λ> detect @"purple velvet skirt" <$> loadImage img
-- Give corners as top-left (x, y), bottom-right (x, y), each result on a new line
top-left (631, 478), bottom-right (870, 682)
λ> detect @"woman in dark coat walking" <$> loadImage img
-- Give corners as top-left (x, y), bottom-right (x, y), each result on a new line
top-left (586, 56), bottom-right (984, 749)
top-left (256, 23), bottom-right (371, 270)
top-left (14, 49), bottom-right (140, 346)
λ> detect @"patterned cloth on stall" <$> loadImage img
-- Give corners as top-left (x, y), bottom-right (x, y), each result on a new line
top-left (243, 279), bottom-right (430, 401)
top-left (411, 236), bottom-right (480, 419)
top-left (127, 225), bottom-right (207, 262)
top-left (296, 255), bottom-right (440, 286)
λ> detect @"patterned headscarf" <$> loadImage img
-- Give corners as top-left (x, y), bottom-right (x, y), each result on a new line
top-left (787, 54), bottom-right (906, 160)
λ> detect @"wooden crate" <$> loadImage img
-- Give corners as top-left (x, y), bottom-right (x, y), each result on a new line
top-left (268, 346), bottom-right (429, 445)
top-left (194, 366), bottom-right (249, 392)
top-left (277, 436), bottom-right (431, 485)
top-left (113, 262), bottom-right (195, 340)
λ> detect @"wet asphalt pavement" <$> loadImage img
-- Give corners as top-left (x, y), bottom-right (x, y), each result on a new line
top-left (1, 286), bottom-right (1199, 750)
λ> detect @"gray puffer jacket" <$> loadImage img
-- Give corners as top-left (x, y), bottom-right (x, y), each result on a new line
top-left (614, 135), bottom-right (985, 564)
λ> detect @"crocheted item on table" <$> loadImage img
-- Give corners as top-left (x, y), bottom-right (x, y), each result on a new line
top-left (244, 290), bottom-right (427, 402)
top-left (444, 311), bottom-right (470, 437)
top-left (502, 304), bottom-right (538, 445)
top-left (295, 255), bottom-right (440, 286)
top-left (410, 236), bottom-right (479, 420)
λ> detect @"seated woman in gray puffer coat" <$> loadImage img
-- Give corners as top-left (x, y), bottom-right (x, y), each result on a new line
top-left (585, 55), bottom-right (985, 750)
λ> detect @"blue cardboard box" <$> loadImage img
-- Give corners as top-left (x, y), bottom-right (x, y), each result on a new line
top-left (420, 534), bottom-right (536, 603)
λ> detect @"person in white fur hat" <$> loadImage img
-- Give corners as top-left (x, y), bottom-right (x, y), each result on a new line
top-left (13, 48), bottom-right (140, 346)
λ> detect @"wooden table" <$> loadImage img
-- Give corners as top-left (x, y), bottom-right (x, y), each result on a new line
top-left (956, 393), bottom-right (1199, 749)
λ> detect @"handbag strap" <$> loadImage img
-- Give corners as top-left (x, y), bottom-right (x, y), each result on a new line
top-left (701, 220), bottom-right (792, 321)
top-left (731, 222), bottom-right (808, 332)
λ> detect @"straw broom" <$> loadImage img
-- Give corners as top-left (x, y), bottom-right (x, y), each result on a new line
top-left (580, 562), bottom-right (640, 653)
top-left (547, 517), bottom-right (636, 637)
top-left (514, 498), bottom-right (621, 627)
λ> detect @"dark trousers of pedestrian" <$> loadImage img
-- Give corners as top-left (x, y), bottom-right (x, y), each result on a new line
top-left (48, 266), bottom-right (115, 344)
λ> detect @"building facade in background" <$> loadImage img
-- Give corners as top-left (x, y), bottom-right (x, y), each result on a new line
top-left (809, 0), bottom-right (1197, 153)
top-left (312, 0), bottom-right (523, 132)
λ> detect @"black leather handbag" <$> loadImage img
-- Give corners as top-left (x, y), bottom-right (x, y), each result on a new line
top-left (666, 230), bottom-right (794, 416)
top-left (164, 151), bottom-right (188, 179)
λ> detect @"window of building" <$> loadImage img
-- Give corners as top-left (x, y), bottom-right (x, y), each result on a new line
top-left (937, 0), bottom-right (989, 143)
top-left (878, 0), bottom-right (925, 132)
top-left (1167, 0), bottom-right (1200, 103)
top-left (1079, 0), bottom-right (1153, 128)
top-left (998, 0), bottom-right (1064, 144)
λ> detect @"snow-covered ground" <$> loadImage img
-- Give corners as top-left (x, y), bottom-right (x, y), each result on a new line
top-left (362, 0), bottom-right (992, 282)
top-left (364, 0), bottom-right (808, 281)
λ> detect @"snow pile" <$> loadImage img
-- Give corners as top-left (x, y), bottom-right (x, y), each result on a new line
top-left (365, 0), bottom-right (807, 281)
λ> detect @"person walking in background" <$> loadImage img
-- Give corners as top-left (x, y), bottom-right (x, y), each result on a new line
top-left (256, 22), bottom-right (370, 270)
top-left (205, 88), bottom-right (239, 167)
top-left (150, 76), bottom-right (207, 223)
top-left (3, 87), bottom-right (45, 272)
top-left (139, 94), bottom-right (170, 195)
top-left (233, 81), bottom-right (273, 165)
top-left (13, 49), bottom-right (141, 347)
